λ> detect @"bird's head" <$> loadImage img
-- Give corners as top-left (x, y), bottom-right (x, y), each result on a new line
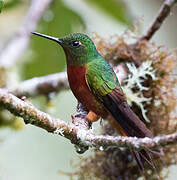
top-left (32, 32), bottom-right (98, 66)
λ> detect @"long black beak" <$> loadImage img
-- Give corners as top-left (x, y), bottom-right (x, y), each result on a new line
top-left (31, 32), bottom-right (62, 44)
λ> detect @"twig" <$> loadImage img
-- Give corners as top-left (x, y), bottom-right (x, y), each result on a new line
top-left (139, 0), bottom-right (177, 41)
top-left (0, 88), bottom-right (176, 151)
top-left (129, 0), bottom-right (177, 65)
top-left (0, 0), bottom-right (52, 68)
top-left (11, 72), bottom-right (69, 97)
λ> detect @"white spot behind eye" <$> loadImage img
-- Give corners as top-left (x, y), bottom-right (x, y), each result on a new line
top-left (72, 41), bottom-right (81, 47)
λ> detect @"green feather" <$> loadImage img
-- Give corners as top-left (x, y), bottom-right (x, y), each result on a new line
top-left (86, 55), bottom-right (121, 101)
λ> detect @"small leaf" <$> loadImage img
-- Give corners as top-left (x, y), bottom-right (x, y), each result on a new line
top-left (3, 0), bottom-right (20, 10)
top-left (0, 0), bottom-right (3, 13)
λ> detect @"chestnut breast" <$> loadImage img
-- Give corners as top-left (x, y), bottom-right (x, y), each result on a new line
top-left (67, 65), bottom-right (107, 118)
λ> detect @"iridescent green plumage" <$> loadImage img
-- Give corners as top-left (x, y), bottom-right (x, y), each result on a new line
top-left (61, 33), bottom-right (121, 98)
top-left (87, 57), bottom-right (119, 98)
top-left (32, 32), bottom-right (157, 173)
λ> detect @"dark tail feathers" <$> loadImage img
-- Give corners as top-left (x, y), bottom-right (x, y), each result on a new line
top-left (102, 88), bottom-right (163, 173)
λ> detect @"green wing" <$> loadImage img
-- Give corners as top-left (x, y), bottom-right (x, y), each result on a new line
top-left (86, 56), bottom-right (153, 138)
top-left (86, 57), bottom-right (120, 101)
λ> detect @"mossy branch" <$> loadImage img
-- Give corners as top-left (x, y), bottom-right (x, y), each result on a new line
top-left (0, 88), bottom-right (176, 152)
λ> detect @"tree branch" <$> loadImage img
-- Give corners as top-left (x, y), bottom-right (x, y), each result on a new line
top-left (0, 0), bottom-right (52, 68)
top-left (0, 88), bottom-right (176, 152)
top-left (139, 0), bottom-right (177, 42)
top-left (0, 0), bottom-right (176, 154)
top-left (11, 72), bottom-right (69, 98)
top-left (71, 103), bottom-right (90, 153)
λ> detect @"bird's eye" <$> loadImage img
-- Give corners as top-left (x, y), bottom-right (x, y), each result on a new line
top-left (72, 41), bottom-right (80, 47)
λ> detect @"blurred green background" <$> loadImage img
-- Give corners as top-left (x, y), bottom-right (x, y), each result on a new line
top-left (0, 0), bottom-right (177, 180)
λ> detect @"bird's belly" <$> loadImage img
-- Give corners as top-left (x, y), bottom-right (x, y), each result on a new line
top-left (67, 65), bottom-right (107, 118)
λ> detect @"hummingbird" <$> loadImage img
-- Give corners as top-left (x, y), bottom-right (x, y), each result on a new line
top-left (32, 32), bottom-right (156, 172)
